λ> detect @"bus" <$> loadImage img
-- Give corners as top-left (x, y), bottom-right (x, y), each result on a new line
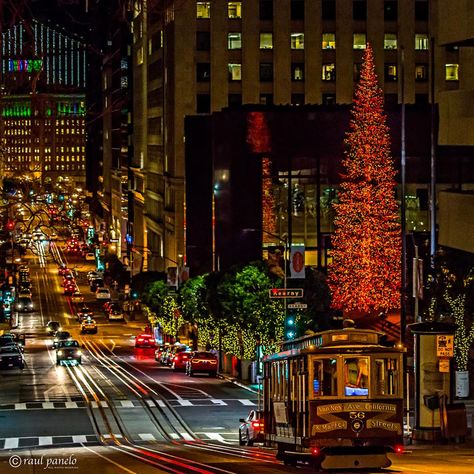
top-left (262, 327), bottom-right (405, 470)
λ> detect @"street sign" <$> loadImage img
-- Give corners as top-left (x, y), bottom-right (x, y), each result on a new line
top-left (436, 335), bottom-right (454, 358)
top-left (287, 302), bottom-right (308, 309)
top-left (269, 288), bottom-right (303, 298)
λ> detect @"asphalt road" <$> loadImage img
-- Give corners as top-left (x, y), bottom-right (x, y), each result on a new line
top-left (1, 242), bottom-right (474, 473)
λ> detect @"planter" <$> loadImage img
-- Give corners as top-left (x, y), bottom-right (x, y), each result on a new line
top-left (455, 370), bottom-right (469, 398)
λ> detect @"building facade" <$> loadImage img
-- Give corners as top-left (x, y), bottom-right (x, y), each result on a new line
top-left (0, 19), bottom-right (87, 187)
top-left (129, 0), bottom-right (470, 276)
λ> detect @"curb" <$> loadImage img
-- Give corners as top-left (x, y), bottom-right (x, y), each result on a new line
top-left (218, 373), bottom-right (262, 395)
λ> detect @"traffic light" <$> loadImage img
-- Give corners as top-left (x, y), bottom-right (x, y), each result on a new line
top-left (6, 220), bottom-right (14, 231)
top-left (131, 290), bottom-right (139, 300)
top-left (284, 313), bottom-right (296, 340)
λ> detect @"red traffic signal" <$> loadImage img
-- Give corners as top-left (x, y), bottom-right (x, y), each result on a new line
top-left (6, 220), bottom-right (14, 231)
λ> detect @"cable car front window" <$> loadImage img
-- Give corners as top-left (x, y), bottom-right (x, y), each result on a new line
top-left (312, 358), bottom-right (337, 397)
top-left (374, 358), bottom-right (399, 396)
top-left (344, 357), bottom-right (369, 396)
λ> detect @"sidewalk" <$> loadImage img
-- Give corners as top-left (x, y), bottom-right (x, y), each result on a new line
top-left (218, 371), bottom-right (262, 395)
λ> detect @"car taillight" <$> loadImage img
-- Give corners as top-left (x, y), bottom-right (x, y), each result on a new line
top-left (150, 339), bottom-right (155, 343)
top-left (137, 338), bottom-right (143, 342)
top-left (311, 447), bottom-right (320, 456)
top-left (251, 421), bottom-right (262, 429)
top-left (394, 445), bottom-right (404, 454)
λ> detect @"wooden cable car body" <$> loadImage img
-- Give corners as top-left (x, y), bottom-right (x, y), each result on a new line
top-left (263, 328), bottom-right (405, 470)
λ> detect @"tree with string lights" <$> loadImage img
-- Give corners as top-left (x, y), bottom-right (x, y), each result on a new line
top-left (328, 44), bottom-right (401, 315)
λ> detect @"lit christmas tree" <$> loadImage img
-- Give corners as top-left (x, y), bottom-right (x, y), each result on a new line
top-left (328, 44), bottom-right (401, 314)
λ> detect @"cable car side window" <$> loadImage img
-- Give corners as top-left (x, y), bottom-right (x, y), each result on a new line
top-left (374, 357), bottom-right (399, 396)
top-left (311, 358), bottom-right (337, 397)
top-left (344, 357), bottom-right (369, 396)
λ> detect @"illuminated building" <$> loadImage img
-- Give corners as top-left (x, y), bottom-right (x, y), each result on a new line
top-left (0, 19), bottom-right (87, 186)
top-left (130, 0), bottom-right (472, 274)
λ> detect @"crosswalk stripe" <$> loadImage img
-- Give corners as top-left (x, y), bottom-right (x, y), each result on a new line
top-left (239, 399), bottom-right (256, 406)
top-left (120, 400), bottom-right (134, 408)
top-left (169, 433), bottom-right (180, 439)
top-left (14, 403), bottom-right (27, 410)
top-left (180, 432), bottom-right (194, 440)
top-left (138, 433), bottom-right (156, 441)
top-left (177, 399), bottom-right (193, 406)
top-left (203, 433), bottom-right (226, 442)
top-left (4, 438), bottom-right (19, 449)
top-left (72, 435), bottom-right (88, 443)
top-left (65, 402), bottom-right (78, 408)
top-left (210, 399), bottom-right (227, 406)
top-left (38, 436), bottom-right (53, 446)
top-left (42, 402), bottom-right (55, 409)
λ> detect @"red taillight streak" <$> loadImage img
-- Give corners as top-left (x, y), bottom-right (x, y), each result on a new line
top-left (394, 445), bottom-right (404, 454)
top-left (312, 447), bottom-right (320, 456)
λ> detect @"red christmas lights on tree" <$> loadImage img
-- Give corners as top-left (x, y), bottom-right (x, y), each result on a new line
top-left (328, 44), bottom-right (401, 314)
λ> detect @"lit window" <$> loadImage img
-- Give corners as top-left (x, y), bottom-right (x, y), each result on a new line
top-left (196, 2), bottom-right (211, 18)
top-left (384, 33), bottom-right (397, 49)
top-left (415, 64), bottom-right (428, 81)
top-left (291, 33), bottom-right (304, 49)
top-left (228, 33), bottom-right (242, 50)
top-left (228, 2), bottom-right (242, 18)
top-left (322, 33), bottom-right (336, 49)
top-left (260, 33), bottom-right (273, 49)
top-left (291, 63), bottom-right (304, 81)
top-left (385, 64), bottom-right (397, 81)
top-left (415, 34), bottom-right (429, 50)
top-left (353, 33), bottom-right (366, 49)
top-left (445, 64), bottom-right (459, 81)
top-left (322, 63), bottom-right (335, 81)
top-left (228, 63), bottom-right (242, 81)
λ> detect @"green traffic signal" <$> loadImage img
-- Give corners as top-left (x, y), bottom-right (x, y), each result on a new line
top-left (284, 314), bottom-right (296, 340)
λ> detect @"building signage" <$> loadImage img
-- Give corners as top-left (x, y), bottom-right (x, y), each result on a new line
top-left (269, 288), bottom-right (303, 298)
top-left (436, 335), bottom-right (454, 358)
top-left (290, 245), bottom-right (305, 279)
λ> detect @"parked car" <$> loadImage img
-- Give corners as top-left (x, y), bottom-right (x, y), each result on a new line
top-left (16, 296), bottom-right (34, 312)
top-left (90, 278), bottom-right (104, 292)
top-left (85, 252), bottom-right (95, 261)
top-left (46, 321), bottom-right (61, 335)
top-left (71, 291), bottom-right (84, 304)
top-left (239, 410), bottom-right (264, 446)
top-left (163, 344), bottom-right (189, 366)
top-left (0, 334), bottom-right (16, 347)
top-left (95, 287), bottom-right (111, 300)
top-left (0, 345), bottom-right (24, 369)
top-left (52, 331), bottom-right (71, 349)
top-left (81, 318), bottom-right (98, 334)
top-left (107, 308), bottom-right (125, 322)
top-left (87, 271), bottom-right (102, 282)
top-left (135, 334), bottom-right (156, 348)
top-left (171, 349), bottom-right (193, 371)
top-left (185, 351), bottom-right (218, 376)
top-left (56, 340), bottom-right (82, 366)
top-left (154, 344), bottom-right (169, 362)
top-left (77, 306), bottom-right (94, 321)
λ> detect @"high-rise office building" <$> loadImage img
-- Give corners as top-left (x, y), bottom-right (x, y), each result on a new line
top-left (129, 0), bottom-right (470, 273)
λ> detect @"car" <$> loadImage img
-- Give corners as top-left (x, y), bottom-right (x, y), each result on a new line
top-left (90, 278), bottom-right (104, 292)
top-left (154, 344), bottom-right (169, 362)
top-left (0, 345), bottom-right (24, 369)
top-left (239, 410), bottom-right (264, 446)
top-left (64, 284), bottom-right (76, 296)
top-left (135, 334), bottom-right (156, 348)
top-left (56, 340), bottom-right (82, 366)
top-left (58, 266), bottom-right (69, 276)
top-left (108, 308), bottom-right (125, 322)
top-left (8, 333), bottom-right (25, 347)
top-left (171, 349), bottom-right (193, 371)
top-left (71, 291), bottom-right (84, 304)
top-left (16, 296), bottom-right (34, 312)
top-left (85, 252), bottom-right (95, 261)
top-left (52, 331), bottom-right (71, 349)
top-left (46, 321), bottom-right (61, 335)
top-left (95, 287), bottom-right (111, 300)
top-left (18, 290), bottom-right (32, 298)
top-left (163, 344), bottom-right (189, 366)
top-left (81, 318), bottom-right (98, 334)
top-left (185, 351), bottom-right (218, 376)
top-left (76, 307), bottom-right (93, 322)
top-left (87, 271), bottom-right (102, 282)
top-left (0, 334), bottom-right (16, 347)
top-left (103, 301), bottom-right (119, 313)
top-left (62, 274), bottom-right (75, 285)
